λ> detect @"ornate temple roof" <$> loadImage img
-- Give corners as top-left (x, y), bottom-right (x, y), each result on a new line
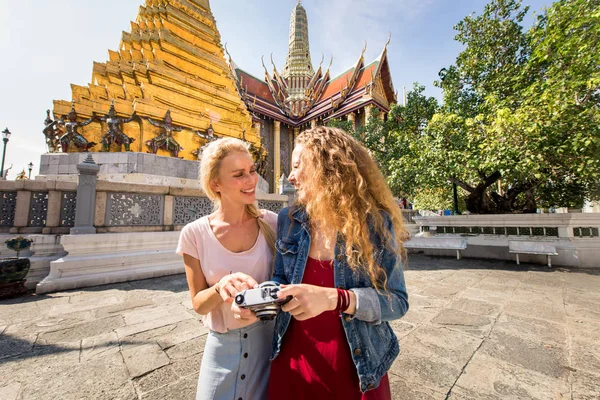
top-left (229, 40), bottom-right (396, 127)
top-left (227, 3), bottom-right (397, 127)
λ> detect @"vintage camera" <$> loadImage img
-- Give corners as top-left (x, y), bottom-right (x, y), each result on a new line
top-left (234, 281), bottom-right (292, 320)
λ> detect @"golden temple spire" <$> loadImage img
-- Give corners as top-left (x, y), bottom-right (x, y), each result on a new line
top-left (52, 0), bottom-right (255, 158)
top-left (282, 0), bottom-right (314, 97)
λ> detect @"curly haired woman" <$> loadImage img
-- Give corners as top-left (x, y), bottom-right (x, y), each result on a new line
top-left (176, 138), bottom-right (277, 400)
top-left (268, 127), bottom-right (409, 399)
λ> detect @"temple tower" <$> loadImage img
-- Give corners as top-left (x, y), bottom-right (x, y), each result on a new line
top-left (282, 1), bottom-right (314, 104)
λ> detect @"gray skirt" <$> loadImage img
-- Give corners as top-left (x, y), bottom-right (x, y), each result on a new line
top-left (196, 319), bottom-right (275, 400)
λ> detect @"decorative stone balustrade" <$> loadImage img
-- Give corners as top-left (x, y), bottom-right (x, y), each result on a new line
top-left (0, 179), bottom-right (287, 235)
top-left (413, 213), bottom-right (600, 268)
top-left (0, 177), bottom-right (288, 293)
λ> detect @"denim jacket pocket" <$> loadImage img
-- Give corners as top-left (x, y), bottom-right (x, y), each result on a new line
top-left (374, 321), bottom-right (393, 343)
top-left (276, 239), bottom-right (299, 255)
top-left (360, 322), bottom-right (395, 362)
top-left (276, 239), bottom-right (299, 276)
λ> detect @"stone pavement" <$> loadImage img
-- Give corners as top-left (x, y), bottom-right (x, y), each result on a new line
top-left (1, 254), bottom-right (599, 400)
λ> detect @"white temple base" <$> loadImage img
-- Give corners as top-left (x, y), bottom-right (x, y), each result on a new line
top-left (36, 231), bottom-right (182, 294)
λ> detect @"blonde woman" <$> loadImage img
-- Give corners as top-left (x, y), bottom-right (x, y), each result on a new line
top-left (268, 127), bottom-right (409, 399)
top-left (176, 137), bottom-right (277, 400)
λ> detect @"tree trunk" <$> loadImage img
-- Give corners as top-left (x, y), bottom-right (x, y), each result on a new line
top-left (491, 181), bottom-right (538, 213)
top-left (453, 173), bottom-right (538, 214)
top-left (454, 171), bottom-right (501, 214)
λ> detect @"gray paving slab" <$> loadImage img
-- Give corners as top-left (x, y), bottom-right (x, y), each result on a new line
top-left (0, 254), bottom-right (599, 399)
top-left (451, 352), bottom-right (570, 400)
top-left (133, 364), bottom-right (181, 395)
top-left (37, 315), bottom-right (125, 345)
top-left (140, 374), bottom-right (197, 400)
top-left (122, 343), bottom-right (171, 378)
top-left (21, 353), bottom-right (135, 400)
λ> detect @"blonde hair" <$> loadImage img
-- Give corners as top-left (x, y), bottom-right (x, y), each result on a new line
top-left (295, 127), bottom-right (408, 291)
top-left (200, 137), bottom-right (275, 256)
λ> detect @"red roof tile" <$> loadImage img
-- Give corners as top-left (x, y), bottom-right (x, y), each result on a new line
top-left (355, 62), bottom-right (378, 91)
top-left (316, 61), bottom-right (378, 102)
top-left (236, 69), bottom-right (276, 103)
top-left (317, 68), bottom-right (354, 101)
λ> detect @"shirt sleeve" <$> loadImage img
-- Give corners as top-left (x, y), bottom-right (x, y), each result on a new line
top-left (349, 213), bottom-right (409, 324)
top-left (349, 287), bottom-right (382, 323)
top-left (176, 223), bottom-right (201, 260)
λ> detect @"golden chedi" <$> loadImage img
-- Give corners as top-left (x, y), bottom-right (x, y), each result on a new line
top-left (51, 0), bottom-right (255, 159)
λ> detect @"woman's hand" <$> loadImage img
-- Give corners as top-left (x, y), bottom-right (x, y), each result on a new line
top-left (215, 272), bottom-right (258, 303)
top-left (276, 284), bottom-right (338, 321)
top-left (231, 302), bottom-right (258, 322)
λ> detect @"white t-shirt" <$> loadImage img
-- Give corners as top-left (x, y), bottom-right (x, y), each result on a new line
top-left (176, 210), bottom-right (277, 333)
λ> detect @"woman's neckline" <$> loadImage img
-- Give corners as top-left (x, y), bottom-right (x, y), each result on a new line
top-left (307, 256), bottom-right (333, 263)
top-left (204, 215), bottom-right (261, 255)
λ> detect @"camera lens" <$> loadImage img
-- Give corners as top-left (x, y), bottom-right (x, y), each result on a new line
top-left (235, 294), bottom-right (244, 305)
top-left (255, 305), bottom-right (279, 320)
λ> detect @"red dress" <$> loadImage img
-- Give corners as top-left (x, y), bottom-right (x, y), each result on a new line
top-left (268, 257), bottom-right (391, 400)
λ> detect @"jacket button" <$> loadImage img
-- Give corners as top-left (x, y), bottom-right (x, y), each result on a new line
top-left (367, 384), bottom-right (375, 390)
top-left (344, 315), bottom-right (352, 322)
top-left (336, 254), bottom-right (344, 261)
top-left (354, 348), bottom-right (361, 356)
top-left (337, 285), bottom-right (345, 290)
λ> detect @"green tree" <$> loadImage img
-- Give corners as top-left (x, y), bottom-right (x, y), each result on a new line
top-left (355, 0), bottom-right (599, 213)
top-left (430, 0), bottom-right (599, 213)
top-left (522, 0), bottom-right (600, 208)
top-left (326, 118), bottom-right (356, 135)
top-left (351, 84), bottom-right (442, 207)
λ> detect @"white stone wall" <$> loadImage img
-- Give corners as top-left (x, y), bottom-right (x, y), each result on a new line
top-left (38, 152), bottom-right (273, 192)
top-left (39, 153), bottom-right (200, 180)
top-left (412, 213), bottom-right (600, 268)
top-left (36, 231), bottom-right (182, 294)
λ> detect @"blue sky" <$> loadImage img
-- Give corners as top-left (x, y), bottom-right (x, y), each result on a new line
top-left (0, 0), bottom-right (549, 179)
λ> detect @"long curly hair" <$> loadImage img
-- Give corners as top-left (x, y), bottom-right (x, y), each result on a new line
top-left (200, 137), bottom-right (275, 256)
top-left (294, 127), bottom-right (407, 291)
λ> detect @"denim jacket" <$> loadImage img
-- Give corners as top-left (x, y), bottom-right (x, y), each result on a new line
top-left (271, 206), bottom-right (409, 393)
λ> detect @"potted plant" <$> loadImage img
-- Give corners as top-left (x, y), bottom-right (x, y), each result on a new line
top-left (0, 236), bottom-right (33, 298)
